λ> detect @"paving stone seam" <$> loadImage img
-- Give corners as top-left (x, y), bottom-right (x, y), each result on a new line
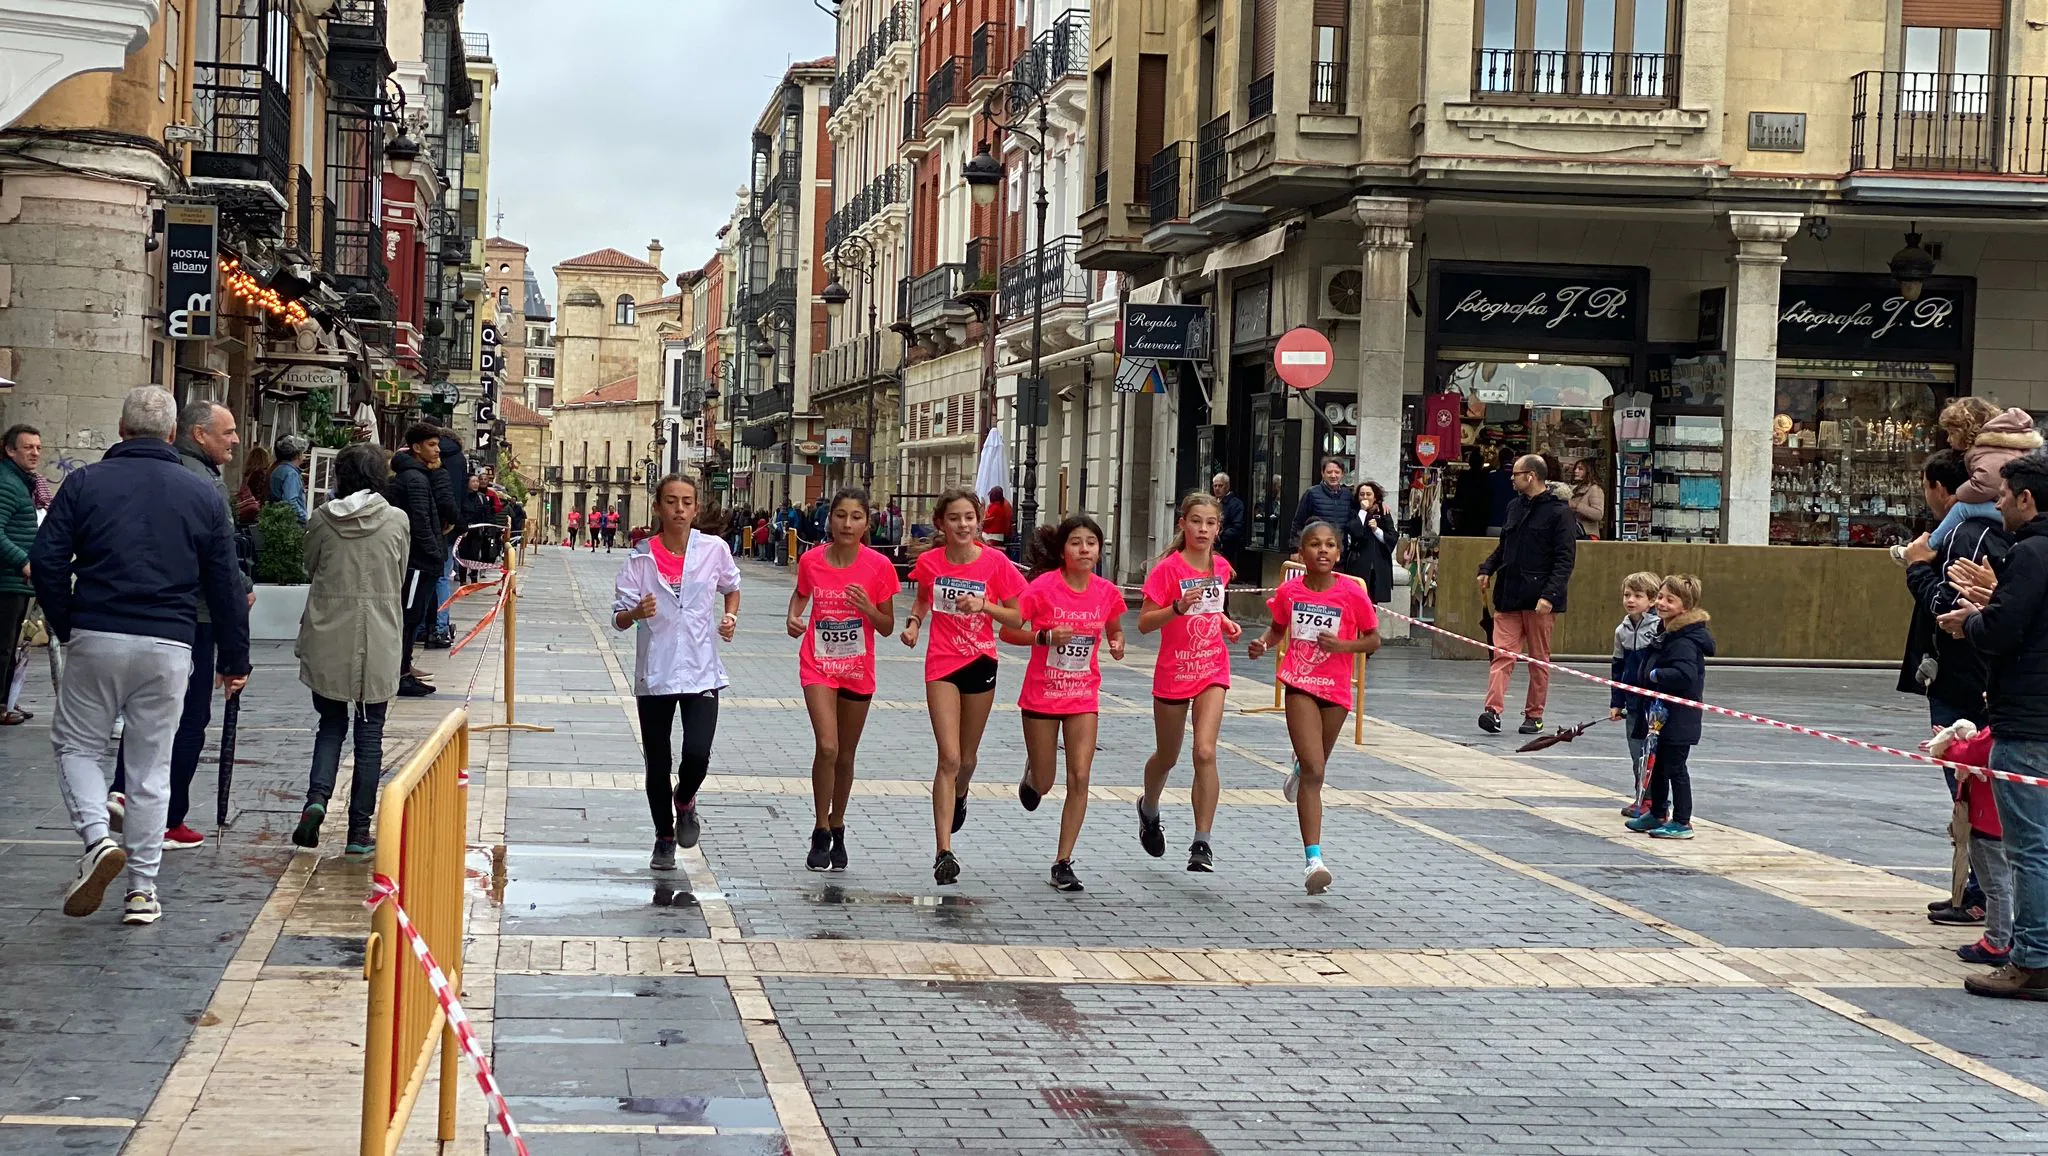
top-left (1787, 986), bottom-right (2048, 1107)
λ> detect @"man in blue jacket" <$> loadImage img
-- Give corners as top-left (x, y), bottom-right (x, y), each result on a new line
top-left (32, 387), bottom-right (251, 927)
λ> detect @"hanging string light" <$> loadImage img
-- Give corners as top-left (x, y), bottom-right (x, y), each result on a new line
top-left (219, 258), bottom-right (312, 327)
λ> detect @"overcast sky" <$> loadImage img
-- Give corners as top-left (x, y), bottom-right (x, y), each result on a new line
top-left (475, 0), bottom-right (834, 303)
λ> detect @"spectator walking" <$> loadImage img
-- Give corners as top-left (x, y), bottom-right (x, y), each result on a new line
top-left (1288, 459), bottom-right (1352, 549)
top-left (1944, 451), bottom-right (2048, 1000)
top-left (426, 430), bottom-right (465, 645)
top-left (0, 423), bottom-right (42, 726)
top-left (35, 386), bottom-right (250, 925)
top-left (1340, 480), bottom-right (1396, 604)
top-left (1213, 472), bottom-right (1248, 573)
top-left (108, 400), bottom-right (253, 850)
top-left (269, 434), bottom-right (309, 521)
top-left (1475, 454), bottom-right (1578, 735)
top-left (290, 444), bottom-right (408, 854)
top-left (1568, 458), bottom-right (1606, 539)
top-left (388, 424), bottom-right (445, 697)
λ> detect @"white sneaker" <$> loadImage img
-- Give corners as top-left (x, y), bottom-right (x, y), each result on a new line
top-left (106, 791), bottom-right (126, 834)
top-left (64, 838), bottom-right (127, 918)
top-left (1283, 758), bottom-right (1301, 803)
top-left (1304, 856), bottom-right (1332, 895)
top-left (121, 890), bottom-right (161, 926)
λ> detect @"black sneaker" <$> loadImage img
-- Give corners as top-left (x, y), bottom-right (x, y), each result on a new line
top-left (1930, 905), bottom-right (1987, 926)
top-left (397, 675), bottom-right (436, 698)
top-left (1518, 716), bottom-right (1544, 735)
top-left (1019, 778), bottom-right (1041, 812)
top-left (1049, 859), bottom-right (1084, 892)
top-left (423, 632), bottom-right (453, 650)
top-left (829, 826), bottom-right (848, 872)
top-left (1478, 709), bottom-right (1502, 734)
top-left (1186, 840), bottom-right (1214, 873)
top-left (951, 796), bottom-right (968, 834)
top-left (806, 828), bottom-right (832, 872)
top-left (934, 850), bottom-right (960, 885)
top-left (1137, 802), bottom-right (1165, 858)
top-left (676, 804), bottom-right (700, 850)
top-left (291, 801), bottom-right (325, 849)
top-left (651, 838), bottom-right (678, 871)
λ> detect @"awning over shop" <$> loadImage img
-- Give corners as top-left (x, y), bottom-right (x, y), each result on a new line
top-left (1200, 225), bottom-right (1289, 278)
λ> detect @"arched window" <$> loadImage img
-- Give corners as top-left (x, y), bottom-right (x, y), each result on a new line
top-left (497, 286), bottom-right (511, 311)
top-left (615, 295), bottom-right (636, 326)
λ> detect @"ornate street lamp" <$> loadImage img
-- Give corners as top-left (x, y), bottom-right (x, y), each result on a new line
top-left (824, 233), bottom-right (885, 492)
top-left (1889, 224), bottom-right (1937, 303)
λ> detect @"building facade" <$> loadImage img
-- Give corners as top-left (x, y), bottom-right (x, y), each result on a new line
top-left (544, 242), bottom-right (669, 534)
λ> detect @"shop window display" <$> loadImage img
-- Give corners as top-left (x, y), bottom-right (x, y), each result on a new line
top-left (1770, 364), bottom-right (1948, 547)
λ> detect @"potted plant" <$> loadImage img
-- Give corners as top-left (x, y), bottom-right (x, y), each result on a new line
top-left (249, 501), bottom-right (310, 640)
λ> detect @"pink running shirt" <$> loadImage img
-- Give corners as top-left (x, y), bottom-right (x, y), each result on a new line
top-left (1265, 574), bottom-right (1378, 710)
top-left (796, 545), bottom-right (901, 694)
top-left (910, 545), bottom-right (1027, 679)
top-left (1016, 571), bottom-right (1126, 716)
top-left (650, 533), bottom-right (686, 592)
top-left (1141, 551), bottom-right (1235, 700)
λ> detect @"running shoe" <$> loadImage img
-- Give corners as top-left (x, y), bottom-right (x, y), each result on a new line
top-left (121, 890), bottom-right (161, 926)
top-left (1304, 857), bottom-right (1332, 895)
top-left (829, 826), bottom-right (849, 872)
top-left (106, 791), bottom-right (127, 834)
top-left (64, 838), bottom-right (126, 918)
top-left (1049, 859), bottom-right (1084, 892)
top-left (1958, 937), bottom-right (2011, 966)
top-left (951, 795), bottom-right (968, 834)
top-left (1930, 904), bottom-right (1987, 926)
top-left (291, 802), bottom-right (325, 849)
top-left (1478, 709), bottom-right (1502, 734)
top-left (344, 835), bottom-right (376, 856)
top-left (1518, 716), bottom-right (1544, 735)
top-left (1648, 821), bottom-right (1695, 840)
top-left (1186, 840), bottom-right (1214, 873)
top-left (163, 824), bottom-right (205, 850)
top-left (1019, 777), bottom-right (1041, 812)
top-left (650, 838), bottom-right (678, 872)
top-left (1625, 811), bottom-right (1667, 833)
top-left (1620, 801), bottom-right (1648, 820)
top-left (676, 803), bottom-right (700, 850)
top-left (1137, 802), bottom-right (1165, 858)
top-left (806, 828), bottom-right (832, 872)
top-left (1283, 757), bottom-right (1301, 804)
top-left (934, 850), bottom-right (960, 886)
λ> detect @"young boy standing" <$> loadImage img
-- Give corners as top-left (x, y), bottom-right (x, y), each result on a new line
top-left (1625, 574), bottom-right (1715, 840)
top-left (1611, 572), bottom-right (1663, 818)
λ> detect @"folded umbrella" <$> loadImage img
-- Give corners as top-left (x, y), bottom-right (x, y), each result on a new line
top-left (215, 692), bottom-right (241, 829)
top-left (1514, 715), bottom-right (1613, 753)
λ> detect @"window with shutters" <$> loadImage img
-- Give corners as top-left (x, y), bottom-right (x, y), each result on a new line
top-left (1248, 0), bottom-right (1276, 118)
top-left (1091, 65), bottom-right (1112, 207)
top-left (1135, 55), bottom-right (1168, 203)
top-left (1881, 1), bottom-right (2006, 171)
top-left (1312, 0), bottom-right (1348, 111)
top-left (1473, 0), bottom-right (1680, 107)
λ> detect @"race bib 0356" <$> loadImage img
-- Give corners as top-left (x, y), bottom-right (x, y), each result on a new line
top-left (815, 617), bottom-right (864, 659)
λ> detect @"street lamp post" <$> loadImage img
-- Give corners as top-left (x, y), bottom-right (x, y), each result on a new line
top-left (821, 234), bottom-right (882, 495)
top-left (964, 79), bottom-right (1052, 546)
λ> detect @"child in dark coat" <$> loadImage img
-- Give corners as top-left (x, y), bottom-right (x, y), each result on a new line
top-left (1624, 574), bottom-right (1715, 840)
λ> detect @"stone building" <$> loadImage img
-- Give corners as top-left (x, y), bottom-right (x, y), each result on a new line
top-left (549, 375), bottom-right (655, 535)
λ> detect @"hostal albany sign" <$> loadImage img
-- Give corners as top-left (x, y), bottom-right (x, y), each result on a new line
top-left (475, 320), bottom-right (499, 452)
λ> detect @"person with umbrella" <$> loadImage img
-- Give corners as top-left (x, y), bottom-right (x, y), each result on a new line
top-left (290, 445), bottom-right (409, 854)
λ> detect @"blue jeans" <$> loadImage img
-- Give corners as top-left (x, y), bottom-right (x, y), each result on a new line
top-left (1990, 738), bottom-right (2048, 969)
top-left (435, 551), bottom-right (455, 633)
top-left (308, 694), bottom-right (387, 837)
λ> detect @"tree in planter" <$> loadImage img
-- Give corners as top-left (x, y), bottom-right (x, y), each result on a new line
top-left (255, 501), bottom-right (308, 584)
top-left (496, 449), bottom-right (528, 506)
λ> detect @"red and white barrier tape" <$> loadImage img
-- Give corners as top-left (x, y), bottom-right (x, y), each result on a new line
top-left (364, 873), bottom-right (530, 1156)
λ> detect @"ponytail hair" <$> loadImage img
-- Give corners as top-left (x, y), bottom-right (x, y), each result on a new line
top-left (1161, 489), bottom-right (1225, 558)
top-left (1026, 514), bottom-right (1107, 579)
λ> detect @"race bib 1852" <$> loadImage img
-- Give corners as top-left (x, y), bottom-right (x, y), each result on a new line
top-left (815, 617), bottom-right (864, 659)
top-left (1291, 602), bottom-right (1342, 642)
top-left (932, 576), bottom-right (986, 616)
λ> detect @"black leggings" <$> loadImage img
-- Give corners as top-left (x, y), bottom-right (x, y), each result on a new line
top-left (1648, 742), bottom-right (1693, 825)
top-left (639, 690), bottom-right (720, 839)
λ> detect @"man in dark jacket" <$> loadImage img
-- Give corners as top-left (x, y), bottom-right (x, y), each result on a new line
top-left (1945, 451), bottom-right (2048, 1001)
top-left (1475, 455), bottom-right (1578, 735)
top-left (0, 423), bottom-right (41, 726)
top-left (108, 401), bottom-right (253, 850)
top-left (1289, 458), bottom-right (1352, 549)
top-left (1213, 472), bottom-right (1248, 574)
top-left (426, 430), bottom-right (465, 644)
top-left (32, 387), bottom-right (250, 925)
top-left (389, 423), bottom-right (446, 696)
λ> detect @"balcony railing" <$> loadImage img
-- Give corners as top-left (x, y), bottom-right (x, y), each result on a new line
top-left (964, 235), bottom-right (997, 285)
top-left (830, 0), bottom-right (913, 108)
top-left (1851, 71), bottom-right (2048, 176)
top-left (462, 31), bottom-right (490, 60)
top-left (748, 385), bottom-right (793, 422)
top-left (763, 267), bottom-right (798, 317)
top-left (1092, 169), bottom-right (1109, 206)
top-left (811, 332), bottom-right (906, 397)
top-left (925, 56), bottom-right (966, 122)
top-left (572, 466), bottom-right (588, 483)
top-left (908, 263), bottom-right (969, 328)
top-left (1196, 114), bottom-right (1230, 208)
top-left (544, 466), bottom-right (562, 484)
top-left (970, 22), bottom-right (1010, 82)
top-left (190, 63), bottom-right (292, 199)
top-left (327, 0), bottom-right (386, 43)
top-left (1312, 60), bottom-right (1346, 110)
top-left (1474, 48), bottom-right (1678, 106)
top-left (1248, 74), bottom-right (1275, 120)
top-left (1148, 141), bottom-right (1194, 227)
top-left (825, 162), bottom-right (909, 248)
top-left (1016, 8), bottom-right (1089, 93)
top-left (903, 93), bottom-right (925, 141)
top-left (1000, 236), bottom-right (1089, 320)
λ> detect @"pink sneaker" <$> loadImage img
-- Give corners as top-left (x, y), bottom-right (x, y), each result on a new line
top-left (163, 824), bottom-right (206, 850)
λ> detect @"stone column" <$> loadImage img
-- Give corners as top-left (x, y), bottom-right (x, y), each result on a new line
top-left (1723, 211), bottom-right (1802, 545)
top-left (1353, 196), bottom-right (1423, 492)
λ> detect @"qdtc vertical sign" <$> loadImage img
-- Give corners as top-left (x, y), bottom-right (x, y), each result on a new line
top-left (163, 203), bottom-right (219, 340)
top-left (475, 319), bottom-right (499, 454)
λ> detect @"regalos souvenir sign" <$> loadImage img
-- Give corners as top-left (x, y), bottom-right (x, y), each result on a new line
top-left (1273, 326), bottom-right (1334, 390)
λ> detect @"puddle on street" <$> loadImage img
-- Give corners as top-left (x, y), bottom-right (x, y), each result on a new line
top-left (805, 885), bottom-right (979, 908)
top-left (1042, 1087), bottom-right (1221, 1155)
top-left (500, 846), bottom-right (722, 916)
top-left (513, 1094), bottom-right (780, 1131)
top-left (936, 982), bottom-right (1087, 1039)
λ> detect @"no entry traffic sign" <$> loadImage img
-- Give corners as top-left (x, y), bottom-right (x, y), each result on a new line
top-left (1273, 326), bottom-right (1334, 390)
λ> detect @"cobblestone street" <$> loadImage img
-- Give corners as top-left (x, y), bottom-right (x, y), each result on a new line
top-left (5, 545), bottom-right (2046, 1155)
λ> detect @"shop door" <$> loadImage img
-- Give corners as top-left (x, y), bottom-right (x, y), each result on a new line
top-left (1172, 361), bottom-right (1212, 504)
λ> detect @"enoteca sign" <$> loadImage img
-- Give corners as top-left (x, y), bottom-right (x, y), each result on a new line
top-left (1776, 274), bottom-right (1972, 356)
top-left (1432, 265), bottom-right (1644, 345)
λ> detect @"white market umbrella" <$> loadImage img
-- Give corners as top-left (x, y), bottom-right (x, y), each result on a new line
top-left (974, 427), bottom-right (1006, 503)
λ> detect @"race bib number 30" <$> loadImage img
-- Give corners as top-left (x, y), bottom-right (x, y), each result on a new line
top-left (815, 617), bottom-right (864, 659)
top-left (932, 576), bottom-right (986, 616)
top-left (1291, 602), bottom-right (1342, 643)
top-left (1048, 634), bottom-right (1096, 674)
top-left (1179, 576), bottom-right (1225, 615)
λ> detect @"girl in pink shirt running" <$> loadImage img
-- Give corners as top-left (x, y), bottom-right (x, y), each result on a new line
top-left (1247, 520), bottom-right (1381, 894)
top-left (1136, 491), bottom-right (1241, 872)
top-left (1002, 515), bottom-right (1126, 892)
top-left (785, 489), bottom-right (899, 872)
top-left (900, 489), bottom-right (1026, 886)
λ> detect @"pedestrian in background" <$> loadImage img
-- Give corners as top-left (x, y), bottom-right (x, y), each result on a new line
top-left (1341, 480), bottom-right (1395, 604)
top-left (108, 400), bottom-right (252, 851)
top-left (1288, 459), bottom-right (1352, 550)
top-left (983, 487), bottom-right (1013, 551)
top-left (35, 386), bottom-right (250, 926)
top-left (237, 445), bottom-right (271, 526)
top-left (426, 430), bottom-right (465, 645)
top-left (1475, 454), bottom-right (1578, 736)
top-left (0, 423), bottom-right (42, 726)
top-left (291, 444), bottom-right (408, 854)
top-left (1569, 458), bottom-right (1606, 539)
top-left (1624, 574), bottom-right (1715, 841)
top-left (269, 435), bottom-right (309, 522)
top-left (1611, 571), bottom-right (1663, 818)
top-left (387, 423), bottom-right (446, 697)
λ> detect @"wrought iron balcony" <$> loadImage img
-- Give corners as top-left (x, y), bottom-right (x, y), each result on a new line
top-left (463, 31), bottom-right (490, 60)
top-left (544, 466), bottom-right (562, 484)
top-left (1473, 48), bottom-right (1678, 107)
top-left (907, 263), bottom-right (969, 328)
top-left (831, 0), bottom-right (913, 107)
top-left (191, 63), bottom-right (292, 203)
top-left (1248, 74), bottom-right (1275, 121)
top-left (925, 56), bottom-right (966, 123)
top-left (1016, 8), bottom-right (1089, 93)
top-left (1312, 60), bottom-right (1346, 111)
top-left (964, 236), bottom-right (997, 285)
top-left (769, 149), bottom-right (803, 200)
top-left (326, 0), bottom-right (392, 102)
top-left (1851, 71), bottom-right (2048, 176)
top-left (762, 267), bottom-right (798, 319)
top-left (1196, 115), bottom-right (1230, 208)
top-left (1000, 236), bottom-right (1089, 320)
top-left (748, 385), bottom-right (793, 422)
top-left (572, 466), bottom-right (588, 483)
top-left (903, 94), bottom-right (925, 141)
top-left (1148, 142), bottom-right (1194, 227)
top-left (970, 22), bottom-right (1010, 82)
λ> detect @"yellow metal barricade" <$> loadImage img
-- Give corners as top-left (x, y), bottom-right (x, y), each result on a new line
top-left (361, 709), bottom-right (470, 1156)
